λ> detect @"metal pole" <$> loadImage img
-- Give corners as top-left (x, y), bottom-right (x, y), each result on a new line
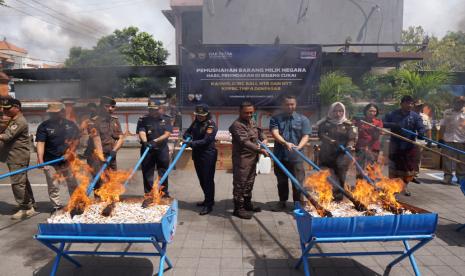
top-left (360, 120), bottom-right (465, 165)
top-left (401, 127), bottom-right (465, 156)
top-left (123, 146), bottom-right (151, 188)
top-left (86, 155), bottom-right (113, 195)
top-left (0, 157), bottom-right (65, 180)
top-left (338, 145), bottom-right (376, 186)
top-left (156, 137), bottom-right (191, 189)
top-left (259, 142), bottom-right (332, 217)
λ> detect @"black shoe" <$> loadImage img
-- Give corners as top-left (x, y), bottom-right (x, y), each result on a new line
top-left (404, 189), bottom-right (411, 196)
top-left (244, 200), bottom-right (261, 212)
top-left (199, 206), bottom-right (213, 215)
top-left (233, 209), bottom-right (252, 219)
top-left (271, 201), bottom-right (287, 212)
top-left (196, 201), bottom-right (205, 207)
top-left (411, 178), bottom-right (421, 184)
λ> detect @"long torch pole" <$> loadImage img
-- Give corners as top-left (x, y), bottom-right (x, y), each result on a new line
top-left (86, 155), bottom-right (113, 196)
top-left (156, 137), bottom-right (191, 189)
top-left (400, 127), bottom-right (465, 156)
top-left (123, 146), bottom-right (151, 188)
top-left (360, 120), bottom-right (465, 165)
top-left (291, 147), bottom-right (369, 212)
top-left (259, 142), bottom-right (333, 217)
top-left (0, 157), bottom-right (65, 180)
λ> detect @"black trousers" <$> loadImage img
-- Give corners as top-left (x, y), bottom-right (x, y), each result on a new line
top-left (193, 149), bottom-right (217, 207)
top-left (274, 160), bottom-right (304, 202)
top-left (141, 147), bottom-right (170, 194)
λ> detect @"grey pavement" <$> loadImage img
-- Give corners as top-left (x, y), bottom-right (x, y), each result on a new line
top-left (1, 148), bottom-right (465, 276)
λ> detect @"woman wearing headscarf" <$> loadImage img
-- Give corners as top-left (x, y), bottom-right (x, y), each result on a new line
top-left (317, 102), bottom-right (358, 201)
top-left (354, 103), bottom-right (383, 177)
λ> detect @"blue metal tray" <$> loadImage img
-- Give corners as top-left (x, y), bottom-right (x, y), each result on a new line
top-left (294, 203), bottom-right (438, 243)
top-left (37, 200), bottom-right (178, 243)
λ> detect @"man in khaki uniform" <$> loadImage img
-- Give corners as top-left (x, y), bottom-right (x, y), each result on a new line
top-left (229, 102), bottom-right (268, 219)
top-left (86, 96), bottom-right (124, 192)
top-left (0, 98), bottom-right (36, 220)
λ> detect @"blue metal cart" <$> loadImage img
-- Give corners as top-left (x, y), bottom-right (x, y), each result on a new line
top-left (35, 200), bottom-right (178, 276)
top-left (294, 202), bottom-right (437, 276)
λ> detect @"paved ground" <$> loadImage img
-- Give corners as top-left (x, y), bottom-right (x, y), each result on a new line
top-left (1, 148), bottom-right (465, 276)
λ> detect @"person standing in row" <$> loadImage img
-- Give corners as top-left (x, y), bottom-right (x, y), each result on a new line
top-left (36, 103), bottom-right (80, 213)
top-left (137, 98), bottom-right (173, 196)
top-left (86, 96), bottom-right (124, 192)
top-left (439, 96), bottom-right (465, 185)
top-left (354, 103), bottom-right (383, 177)
top-left (317, 102), bottom-right (357, 201)
top-left (0, 98), bottom-right (36, 219)
top-left (383, 95), bottom-right (425, 196)
top-left (229, 102), bottom-right (268, 219)
top-left (183, 104), bottom-right (218, 215)
top-left (269, 95), bottom-right (311, 211)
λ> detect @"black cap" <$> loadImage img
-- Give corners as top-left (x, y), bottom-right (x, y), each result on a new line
top-left (1, 98), bottom-right (21, 109)
top-left (400, 95), bottom-right (414, 103)
top-left (194, 104), bottom-right (209, 116)
top-left (148, 98), bottom-right (162, 109)
top-left (100, 96), bottom-right (116, 106)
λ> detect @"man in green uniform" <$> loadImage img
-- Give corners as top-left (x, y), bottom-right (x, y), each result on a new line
top-left (0, 98), bottom-right (36, 220)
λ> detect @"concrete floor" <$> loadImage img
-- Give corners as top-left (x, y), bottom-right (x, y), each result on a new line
top-left (1, 148), bottom-right (465, 276)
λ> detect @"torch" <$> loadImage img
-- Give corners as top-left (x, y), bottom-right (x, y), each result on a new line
top-left (259, 142), bottom-right (333, 217)
top-left (0, 157), bottom-right (65, 180)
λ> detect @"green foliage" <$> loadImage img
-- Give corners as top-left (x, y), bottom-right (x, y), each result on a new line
top-left (360, 72), bottom-right (396, 102)
top-left (319, 71), bottom-right (361, 115)
top-left (65, 27), bottom-right (170, 97)
top-left (401, 26), bottom-right (465, 71)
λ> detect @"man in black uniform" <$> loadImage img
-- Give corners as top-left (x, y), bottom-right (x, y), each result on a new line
top-left (183, 104), bottom-right (218, 215)
top-left (36, 102), bottom-right (80, 212)
top-left (137, 98), bottom-right (173, 195)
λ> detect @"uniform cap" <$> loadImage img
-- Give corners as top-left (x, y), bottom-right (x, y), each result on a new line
top-left (100, 96), bottom-right (116, 106)
top-left (194, 104), bottom-right (209, 116)
top-left (148, 98), bottom-right (162, 109)
top-left (1, 98), bottom-right (21, 109)
top-left (46, 102), bottom-right (65, 113)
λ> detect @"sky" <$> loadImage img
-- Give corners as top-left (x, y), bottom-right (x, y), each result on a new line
top-left (0, 0), bottom-right (464, 66)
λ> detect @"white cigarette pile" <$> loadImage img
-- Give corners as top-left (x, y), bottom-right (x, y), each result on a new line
top-left (48, 202), bottom-right (170, 224)
top-left (304, 201), bottom-right (412, 217)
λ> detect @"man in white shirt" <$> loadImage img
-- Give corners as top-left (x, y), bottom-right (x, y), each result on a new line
top-left (439, 96), bottom-right (465, 184)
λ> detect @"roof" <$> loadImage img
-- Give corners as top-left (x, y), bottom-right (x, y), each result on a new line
top-left (4, 65), bottom-right (180, 80)
top-left (0, 40), bottom-right (28, 54)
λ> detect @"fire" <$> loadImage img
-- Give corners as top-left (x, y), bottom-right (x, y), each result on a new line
top-left (64, 146), bottom-right (93, 213)
top-left (93, 149), bottom-right (105, 162)
top-left (351, 179), bottom-right (378, 206)
top-left (366, 164), bottom-right (405, 208)
top-left (304, 170), bottom-right (333, 207)
top-left (143, 177), bottom-right (167, 207)
top-left (95, 169), bottom-right (130, 204)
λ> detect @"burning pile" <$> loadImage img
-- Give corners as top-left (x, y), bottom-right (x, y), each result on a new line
top-left (48, 148), bottom-right (170, 224)
top-left (303, 164), bottom-right (411, 217)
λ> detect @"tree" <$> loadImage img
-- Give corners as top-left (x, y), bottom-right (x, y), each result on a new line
top-left (401, 26), bottom-right (465, 71)
top-left (319, 71), bottom-right (360, 115)
top-left (393, 69), bottom-right (453, 118)
top-left (65, 27), bottom-right (170, 97)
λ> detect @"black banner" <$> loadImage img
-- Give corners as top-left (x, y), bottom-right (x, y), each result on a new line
top-left (180, 45), bottom-right (321, 108)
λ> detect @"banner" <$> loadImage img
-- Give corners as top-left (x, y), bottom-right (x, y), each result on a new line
top-left (180, 45), bottom-right (321, 108)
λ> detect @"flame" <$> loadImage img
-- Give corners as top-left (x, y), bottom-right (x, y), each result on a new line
top-left (351, 179), bottom-right (378, 206)
top-left (95, 169), bottom-right (130, 204)
top-left (93, 149), bottom-right (105, 162)
top-left (366, 163), bottom-right (405, 208)
top-left (304, 170), bottom-right (333, 208)
top-left (64, 145), bottom-right (93, 213)
top-left (144, 177), bottom-right (166, 206)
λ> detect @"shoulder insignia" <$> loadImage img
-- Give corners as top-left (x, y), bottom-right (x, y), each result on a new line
top-left (10, 124), bottom-right (18, 130)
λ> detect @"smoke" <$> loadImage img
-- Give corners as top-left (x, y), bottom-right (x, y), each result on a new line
top-left (0, 0), bottom-right (174, 64)
top-left (403, 0), bottom-right (464, 36)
